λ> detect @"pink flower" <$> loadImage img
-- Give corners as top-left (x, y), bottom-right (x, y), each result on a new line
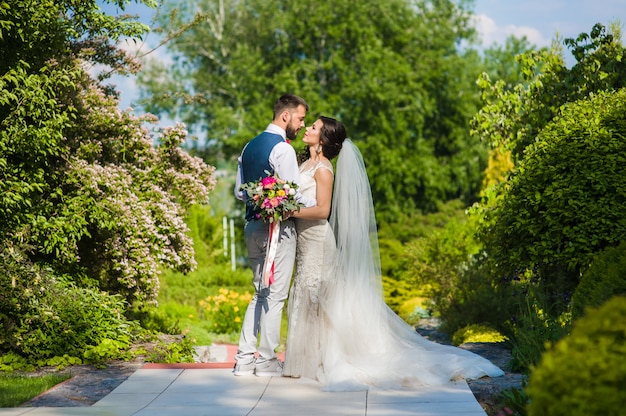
top-left (269, 197), bottom-right (280, 208)
top-left (261, 176), bottom-right (277, 189)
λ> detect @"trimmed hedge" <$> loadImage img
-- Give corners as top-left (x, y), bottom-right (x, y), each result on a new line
top-left (483, 88), bottom-right (626, 285)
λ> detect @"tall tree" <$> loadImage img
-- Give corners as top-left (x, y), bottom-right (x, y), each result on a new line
top-left (139, 0), bottom-right (488, 217)
top-left (473, 23), bottom-right (626, 163)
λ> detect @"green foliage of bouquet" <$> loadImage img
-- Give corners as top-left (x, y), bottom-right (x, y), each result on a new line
top-left (240, 172), bottom-right (304, 223)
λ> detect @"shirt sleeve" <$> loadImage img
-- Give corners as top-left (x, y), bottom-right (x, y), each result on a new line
top-left (270, 142), bottom-right (317, 208)
top-left (234, 154), bottom-right (246, 201)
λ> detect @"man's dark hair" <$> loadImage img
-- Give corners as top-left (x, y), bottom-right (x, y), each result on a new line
top-left (273, 94), bottom-right (309, 118)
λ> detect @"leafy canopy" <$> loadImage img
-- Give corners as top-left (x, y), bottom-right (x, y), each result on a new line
top-left (139, 0), bottom-right (489, 216)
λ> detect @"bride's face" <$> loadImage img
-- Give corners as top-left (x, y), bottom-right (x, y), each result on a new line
top-left (303, 119), bottom-right (323, 148)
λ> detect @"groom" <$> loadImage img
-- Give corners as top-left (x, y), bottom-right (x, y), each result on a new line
top-left (233, 94), bottom-right (315, 376)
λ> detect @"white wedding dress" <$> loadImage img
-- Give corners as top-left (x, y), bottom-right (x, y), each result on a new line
top-left (284, 158), bottom-right (335, 380)
top-left (284, 141), bottom-right (504, 390)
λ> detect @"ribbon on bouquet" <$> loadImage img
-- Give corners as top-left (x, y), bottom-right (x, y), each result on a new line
top-left (262, 220), bottom-right (281, 288)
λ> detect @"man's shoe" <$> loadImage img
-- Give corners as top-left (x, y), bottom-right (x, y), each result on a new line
top-left (233, 361), bottom-right (255, 376)
top-left (255, 359), bottom-right (283, 377)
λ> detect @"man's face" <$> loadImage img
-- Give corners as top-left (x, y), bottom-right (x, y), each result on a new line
top-left (285, 105), bottom-right (307, 140)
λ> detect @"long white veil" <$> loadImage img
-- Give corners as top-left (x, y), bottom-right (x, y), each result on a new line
top-left (329, 139), bottom-right (382, 297)
top-left (319, 139), bottom-right (504, 391)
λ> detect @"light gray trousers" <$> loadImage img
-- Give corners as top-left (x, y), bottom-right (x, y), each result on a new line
top-left (235, 219), bottom-right (296, 365)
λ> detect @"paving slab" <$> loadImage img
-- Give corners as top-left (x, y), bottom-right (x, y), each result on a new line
top-left (3, 344), bottom-right (491, 415)
top-left (6, 366), bottom-right (485, 416)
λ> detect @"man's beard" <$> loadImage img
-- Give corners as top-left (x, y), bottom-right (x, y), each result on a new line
top-left (285, 124), bottom-right (297, 140)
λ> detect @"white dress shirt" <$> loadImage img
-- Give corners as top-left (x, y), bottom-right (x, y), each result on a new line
top-left (235, 123), bottom-right (316, 208)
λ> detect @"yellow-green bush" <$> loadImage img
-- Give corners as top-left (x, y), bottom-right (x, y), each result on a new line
top-left (200, 288), bottom-right (252, 334)
top-left (397, 296), bottom-right (431, 325)
top-left (571, 240), bottom-right (626, 319)
top-left (382, 275), bottom-right (428, 316)
top-left (526, 296), bottom-right (626, 416)
top-left (452, 324), bottom-right (507, 346)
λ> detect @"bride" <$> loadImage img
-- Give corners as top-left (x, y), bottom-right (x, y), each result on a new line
top-left (283, 116), bottom-right (504, 390)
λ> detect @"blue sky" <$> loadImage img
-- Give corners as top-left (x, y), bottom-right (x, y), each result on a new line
top-left (472, 0), bottom-right (624, 61)
top-left (105, 0), bottom-right (626, 115)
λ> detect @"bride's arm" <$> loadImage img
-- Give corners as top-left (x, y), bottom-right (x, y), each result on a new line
top-left (292, 168), bottom-right (333, 220)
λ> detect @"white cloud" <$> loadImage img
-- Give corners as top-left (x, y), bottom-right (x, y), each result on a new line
top-left (473, 14), bottom-right (551, 48)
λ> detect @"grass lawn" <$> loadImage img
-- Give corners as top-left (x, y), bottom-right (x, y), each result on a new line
top-left (0, 373), bottom-right (71, 407)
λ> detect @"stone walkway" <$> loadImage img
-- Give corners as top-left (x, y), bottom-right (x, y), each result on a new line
top-left (2, 365), bottom-right (488, 415)
top-left (3, 321), bottom-right (523, 415)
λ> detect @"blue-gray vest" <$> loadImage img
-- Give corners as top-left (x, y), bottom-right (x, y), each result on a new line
top-left (241, 132), bottom-right (284, 221)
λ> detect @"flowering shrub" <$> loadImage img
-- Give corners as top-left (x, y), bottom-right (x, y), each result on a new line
top-left (240, 173), bottom-right (303, 223)
top-left (200, 288), bottom-right (252, 334)
top-left (1, 64), bottom-right (216, 307)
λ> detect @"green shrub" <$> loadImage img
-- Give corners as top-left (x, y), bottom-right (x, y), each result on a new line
top-left (452, 324), bottom-right (507, 346)
top-left (0, 353), bottom-right (34, 373)
top-left (481, 88), bottom-right (626, 295)
top-left (0, 243), bottom-right (138, 361)
top-left (144, 336), bottom-right (194, 363)
top-left (526, 296), bottom-right (626, 416)
top-left (159, 264), bottom-right (252, 305)
top-left (200, 288), bottom-right (252, 334)
top-left (129, 305), bottom-right (181, 335)
top-left (423, 252), bottom-right (509, 338)
top-left (397, 296), bottom-right (431, 325)
top-left (402, 202), bottom-right (512, 337)
top-left (382, 275), bottom-right (429, 316)
top-left (495, 383), bottom-right (529, 416)
top-left (571, 240), bottom-right (626, 319)
top-left (505, 285), bottom-right (571, 373)
top-left (83, 339), bottom-right (135, 367)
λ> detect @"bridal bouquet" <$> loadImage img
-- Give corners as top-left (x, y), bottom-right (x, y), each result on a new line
top-left (240, 172), bottom-right (304, 287)
top-left (240, 172), bottom-right (304, 223)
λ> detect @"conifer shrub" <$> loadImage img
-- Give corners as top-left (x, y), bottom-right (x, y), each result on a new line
top-left (526, 296), bottom-right (626, 416)
top-left (571, 240), bottom-right (626, 319)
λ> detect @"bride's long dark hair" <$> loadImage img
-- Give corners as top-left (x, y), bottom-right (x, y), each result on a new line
top-left (298, 116), bottom-right (346, 164)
